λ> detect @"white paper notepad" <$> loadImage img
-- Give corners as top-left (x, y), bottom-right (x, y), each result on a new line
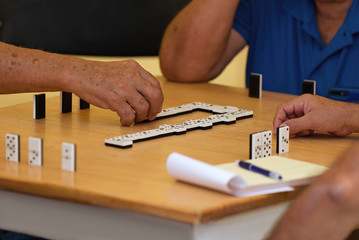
top-left (167, 153), bottom-right (328, 197)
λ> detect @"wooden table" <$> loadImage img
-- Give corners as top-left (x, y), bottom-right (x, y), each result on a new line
top-left (0, 77), bottom-right (357, 239)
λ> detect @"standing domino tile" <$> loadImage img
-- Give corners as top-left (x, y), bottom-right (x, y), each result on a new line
top-left (249, 73), bottom-right (262, 98)
top-left (79, 98), bottom-right (90, 109)
top-left (250, 132), bottom-right (263, 159)
top-left (261, 130), bottom-right (272, 158)
top-left (302, 80), bottom-right (316, 95)
top-left (277, 126), bottom-right (290, 154)
top-left (33, 93), bottom-right (46, 119)
top-left (60, 91), bottom-right (72, 113)
top-left (249, 130), bottom-right (272, 159)
top-left (6, 133), bottom-right (20, 162)
top-left (28, 137), bottom-right (43, 166)
top-left (62, 142), bottom-right (76, 172)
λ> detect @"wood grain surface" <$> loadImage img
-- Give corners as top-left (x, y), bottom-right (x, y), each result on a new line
top-left (0, 77), bottom-right (357, 224)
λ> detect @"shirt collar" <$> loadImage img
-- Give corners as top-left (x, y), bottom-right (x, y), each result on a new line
top-left (283, 0), bottom-right (359, 34)
top-left (283, 0), bottom-right (320, 43)
top-left (283, 0), bottom-right (359, 77)
top-left (282, 0), bottom-right (315, 24)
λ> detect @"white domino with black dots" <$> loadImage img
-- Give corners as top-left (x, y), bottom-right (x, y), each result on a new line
top-left (4, 133), bottom-right (77, 172)
top-left (250, 132), bottom-right (263, 159)
top-left (250, 130), bottom-right (272, 159)
top-left (6, 133), bottom-right (20, 162)
top-left (28, 137), bottom-right (43, 166)
top-left (262, 130), bottom-right (272, 158)
top-left (105, 102), bottom-right (254, 149)
top-left (277, 126), bottom-right (290, 154)
top-left (62, 142), bottom-right (76, 172)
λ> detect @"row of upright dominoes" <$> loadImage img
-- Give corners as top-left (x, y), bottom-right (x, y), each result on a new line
top-left (33, 92), bottom-right (90, 119)
top-left (5, 133), bottom-right (76, 172)
top-left (105, 108), bottom-right (254, 148)
top-left (249, 73), bottom-right (317, 99)
top-left (249, 126), bottom-right (290, 159)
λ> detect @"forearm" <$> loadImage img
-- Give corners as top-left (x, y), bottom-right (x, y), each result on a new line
top-left (0, 42), bottom-right (164, 125)
top-left (0, 42), bottom-right (83, 94)
top-left (346, 103), bottom-right (359, 133)
top-left (159, 0), bottom-right (240, 82)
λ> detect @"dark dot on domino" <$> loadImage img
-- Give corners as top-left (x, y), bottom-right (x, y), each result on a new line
top-left (10, 153), bottom-right (12, 156)
top-left (282, 149), bottom-right (284, 152)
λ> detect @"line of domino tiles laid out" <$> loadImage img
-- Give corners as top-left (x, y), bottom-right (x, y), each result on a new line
top-left (105, 102), bottom-right (254, 149)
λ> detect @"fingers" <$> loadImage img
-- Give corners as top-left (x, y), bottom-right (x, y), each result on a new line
top-left (71, 59), bottom-right (164, 125)
top-left (273, 106), bottom-right (289, 133)
top-left (273, 94), bottom-right (316, 136)
top-left (282, 115), bottom-right (315, 136)
top-left (115, 102), bottom-right (136, 126)
top-left (133, 65), bottom-right (164, 121)
top-left (111, 87), bottom-right (161, 125)
top-left (107, 61), bottom-right (163, 125)
top-left (273, 100), bottom-right (304, 134)
top-left (125, 91), bottom-right (150, 123)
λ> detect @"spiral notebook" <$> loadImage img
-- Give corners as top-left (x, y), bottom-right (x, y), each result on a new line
top-left (166, 152), bottom-right (328, 197)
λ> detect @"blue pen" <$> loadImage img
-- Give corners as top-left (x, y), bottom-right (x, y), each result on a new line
top-left (236, 160), bottom-right (283, 180)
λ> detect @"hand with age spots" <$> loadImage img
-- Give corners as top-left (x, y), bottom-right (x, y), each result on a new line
top-left (68, 59), bottom-right (164, 126)
top-left (0, 42), bottom-right (163, 126)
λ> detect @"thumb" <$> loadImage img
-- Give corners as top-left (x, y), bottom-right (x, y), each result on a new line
top-left (283, 115), bottom-right (314, 136)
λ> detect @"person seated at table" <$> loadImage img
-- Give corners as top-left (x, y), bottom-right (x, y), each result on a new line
top-left (0, 39), bottom-right (164, 240)
top-left (269, 94), bottom-right (359, 239)
top-left (0, 41), bottom-right (164, 126)
top-left (273, 94), bottom-right (359, 137)
top-left (159, 0), bottom-right (358, 99)
top-left (267, 141), bottom-right (359, 240)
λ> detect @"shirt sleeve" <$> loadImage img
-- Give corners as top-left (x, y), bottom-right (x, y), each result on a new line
top-left (232, 0), bottom-right (252, 43)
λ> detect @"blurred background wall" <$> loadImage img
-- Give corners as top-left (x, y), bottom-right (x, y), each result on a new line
top-left (0, 0), bottom-right (247, 107)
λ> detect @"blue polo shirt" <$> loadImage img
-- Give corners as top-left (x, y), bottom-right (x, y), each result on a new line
top-left (233, 0), bottom-right (359, 99)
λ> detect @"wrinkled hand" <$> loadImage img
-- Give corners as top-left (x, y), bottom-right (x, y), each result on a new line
top-left (273, 94), bottom-right (359, 137)
top-left (68, 59), bottom-right (163, 126)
